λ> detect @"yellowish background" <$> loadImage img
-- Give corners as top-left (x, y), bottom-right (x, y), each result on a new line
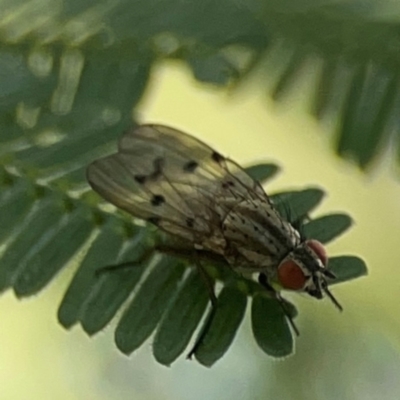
top-left (1, 61), bottom-right (400, 399)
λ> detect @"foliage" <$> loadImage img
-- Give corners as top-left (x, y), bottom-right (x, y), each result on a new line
top-left (0, 0), bottom-right (375, 365)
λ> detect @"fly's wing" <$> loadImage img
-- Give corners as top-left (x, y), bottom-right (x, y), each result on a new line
top-left (86, 124), bottom-right (294, 259)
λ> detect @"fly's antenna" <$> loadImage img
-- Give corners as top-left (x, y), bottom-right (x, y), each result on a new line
top-left (323, 286), bottom-right (343, 311)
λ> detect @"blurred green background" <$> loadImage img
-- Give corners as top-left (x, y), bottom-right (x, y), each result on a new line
top-left (1, 0), bottom-right (400, 399)
top-left (1, 62), bottom-right (399, 399)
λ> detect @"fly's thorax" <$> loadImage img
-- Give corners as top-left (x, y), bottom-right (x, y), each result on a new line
top-left (276, 240), bottom-right (330, 298)
top-left (220, 199), bottom-right (302, 267)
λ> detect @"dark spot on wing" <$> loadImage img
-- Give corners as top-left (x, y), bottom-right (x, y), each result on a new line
top-left (149, 157), bottom-right (164, 180)
top-left (211, 151), bottom-right (224, 163)
top-left (186, 217), bottom-right (195, 228)
top-left (183, 160), bottom-right (198, 173)
top-left (151, 194), bottom-right (165, 206)
top-left (148, 217), bottom-right (161, 225)
top-left (222, 180), bottom-right (235, 189)
top-left (134, 175), bottom-right (147, 184)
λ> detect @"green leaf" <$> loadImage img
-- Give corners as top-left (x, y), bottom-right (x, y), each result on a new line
top-left (336, 64), bottom-right (397, 168)
top-left (0, 197), bottom-right (64, 292)
top-left (0, 51), bottom-right (45, 111)
top-left (2, 1), bottom-right (400, 169)
top-left (311, 59), bottom-right (338, 119)
top-left (153, 268), bottom-right (210, 366)
top-left (13, 206), bottom-right (93, 297)
top-left (80, 231), bottom-right (149, 335)
top-left (303, 213), bottom-right (353, 243)
top-left (271, 49), bottom-right (308, 102)
top-left (271, 188), bottom-right (325, 220)
top-left (328, 256), bottom-right (368, 285)
top-left (57, 220), bottom-right (126, 329)
top-left (115, 258), bottom-right (186, 355)
top-left (1, 0), bottom-right (380, 365)
top-left (0, 180), bottom-right (35, 244)
top-left (194, 286), bottom-right (247, 367)
top-left (244, 163), bottom-right (280, 184)
top-left (17, 124), bottom-right (127, 181)
top-left (251, 294), bottom-right (293, 358)
top-left (10, 51), bottom-right (152, 186)
top-left (280, 298), bottom-right (298, 320)
top-left (187, 52), bottom-right (236, 86)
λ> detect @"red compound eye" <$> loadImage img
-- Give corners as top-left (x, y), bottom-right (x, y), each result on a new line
top-left (277, 260), bottom-right (307, 290)
top-left (307, 239), bottom-right (328, 266)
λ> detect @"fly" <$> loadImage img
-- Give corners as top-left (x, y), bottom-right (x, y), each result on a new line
top-left (86, 124), bottom-right (341, 356)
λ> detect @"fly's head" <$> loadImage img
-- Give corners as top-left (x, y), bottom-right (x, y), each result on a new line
top-left (277, 240), bottom-right (342, 311)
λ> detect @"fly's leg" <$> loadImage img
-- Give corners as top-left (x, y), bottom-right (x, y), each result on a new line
top-left (186, 258), bottom-right (218, 359)
top-left (97, 241), bottom-right (220, 358)
top-left (155, 245), bottom-right (219, 310)
top-left (152, 244), bottom-right (220, 359)
top-left (95, 240), bottom-right (182, 276)
top-left (193, 259), bottom-right (218, 306)
top-left (186, 303), bottom-right (217, 360)
top-left (96, 241), bottom-right (225, 277)
top-left (95, 247), bottom-right (155, 277)
top-left (258, 273), bottom-right (300, 336)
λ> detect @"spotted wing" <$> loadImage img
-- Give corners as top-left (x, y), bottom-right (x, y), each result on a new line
top-left (86, 124), bottom-right (295, 260)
